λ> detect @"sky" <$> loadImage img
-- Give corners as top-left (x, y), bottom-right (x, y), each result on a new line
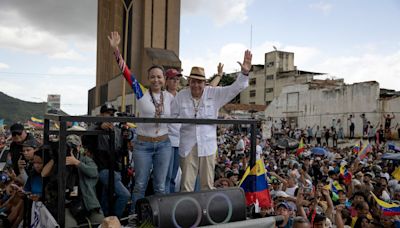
top-left (0, 0), bottom-right (400, 115)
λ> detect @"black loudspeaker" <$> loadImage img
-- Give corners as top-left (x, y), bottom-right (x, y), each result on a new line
top-left (136, 187), bottom-right (247, 228)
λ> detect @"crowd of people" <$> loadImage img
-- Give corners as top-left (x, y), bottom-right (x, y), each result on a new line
top-left (0, 31), bottom-right (399, 228)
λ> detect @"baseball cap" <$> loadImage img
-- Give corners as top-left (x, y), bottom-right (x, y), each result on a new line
top-left (22, 139), bottom-right (39, 148)
top-left (10, 123), bottom-right (24, 133)
top-left (66, 135), bottom-right (82, 148)
top-left (100, 103), bottom-right (117, 114)
top-left (277, 201), bottom-right (292, 210)
top-left (165, 68), bottom-right (182, 79)
top-left (365, 172), bottom-right (375, 178)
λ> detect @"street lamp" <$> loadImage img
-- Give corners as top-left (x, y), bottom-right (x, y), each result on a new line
top-left (120, 0), bottom-right (134, 113)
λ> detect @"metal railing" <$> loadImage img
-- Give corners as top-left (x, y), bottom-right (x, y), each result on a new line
top-left (43, 114), bottom-right (259, 228)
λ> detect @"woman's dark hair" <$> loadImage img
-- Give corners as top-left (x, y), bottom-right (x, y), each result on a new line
top-left (34, 146), bottom-right (51, 165)
top-left (147, 65), bottom-right (165, 75)
top-left (354, 215), bottom-right (369, 228)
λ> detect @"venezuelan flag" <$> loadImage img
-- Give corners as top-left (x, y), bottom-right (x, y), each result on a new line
top-left (295, 138), bottom-right (305, 157)
top-left (239, 159), bottom-right (272, 208)
top-left (28, 120), bottom-right (44, 129)
top-left (31, 117), bottom-right (44, 124)
top-left (352, 143), bottom-right (360, 154)
top-left (371, 192), bottom-right (400, 216)
top-left (119, 57), bottom-right (147, 100)
top-left (358, 143), bottom-right (372, 160)
top-left (340, 166), bottom-right (352, 185)
top-left (29, 117), bottom-right (44, 128)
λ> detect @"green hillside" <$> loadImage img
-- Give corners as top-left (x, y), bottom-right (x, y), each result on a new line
top-left (0, 91), bottom-right (47, 126)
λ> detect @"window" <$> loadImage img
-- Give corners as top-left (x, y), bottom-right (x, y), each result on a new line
top-left (266, 61), bottom-right (274, 67)
top-left (266, 75), bottom-right (274, 80)
top-left (250, 90), bottom-right (256, 97)
top-left (249, 78), bottom-right (256, 86)
top-left (249, 102), bottom-right (256, 105)
top-left (265, 88), bottom-right (274, 93)
top-left (266, 100), bottom-right (272, 105)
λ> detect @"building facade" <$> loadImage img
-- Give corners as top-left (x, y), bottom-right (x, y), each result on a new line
top-left (240, 50), bottom-right (324, 106)
top-left (89, 0), bottom-right (181, 115)
top-left (265, 80), bottom-right (400, 138)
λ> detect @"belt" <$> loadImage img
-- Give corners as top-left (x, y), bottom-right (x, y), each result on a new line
top-left (137, 134), bottom-right (168, 143)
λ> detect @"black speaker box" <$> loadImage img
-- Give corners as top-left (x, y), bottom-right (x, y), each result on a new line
top-left (136, 187), bottom-right (247, 228)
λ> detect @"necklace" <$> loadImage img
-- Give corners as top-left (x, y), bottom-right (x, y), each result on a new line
top-left (192, 98), bottom-right (201, 118)
top-left (149, 89), bottom-right (164, 133)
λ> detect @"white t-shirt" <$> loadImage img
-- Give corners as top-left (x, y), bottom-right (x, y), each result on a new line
top-left (256, 145), bottom-right (262, 160)
top-left (136, 91), bottom-right (174, 137)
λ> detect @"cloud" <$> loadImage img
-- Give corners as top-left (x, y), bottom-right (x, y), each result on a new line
top-left (181, 41), bottom-right (320, 77)
top-left (0, 25), bottom-right (67, 54)
top-left (309, 1), bottom-right (333, 14)
top-left (182, 40), bottom-right (400, 91)
top-left (0, 75), bottom-right (94, 115)
top-left (182, 0), bottom-right (253, 26)
top-left (0, 63), bottom-right (10, 70)
top-left (49, 50), bottom-right (86, 61)
top-left (0, 0), bottom-right (97, 39)
top-left (47, 66), bottom-right (95, 76)
top-left (0, 1), bottom-right (97, 60)
top-left (313, 50), bottom-right (400, 90)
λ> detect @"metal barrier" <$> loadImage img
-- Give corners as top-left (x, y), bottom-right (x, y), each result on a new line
top-left (199, 215), bottom-right (284, 228)
top-left (43, 114), bottom-right (259, 228)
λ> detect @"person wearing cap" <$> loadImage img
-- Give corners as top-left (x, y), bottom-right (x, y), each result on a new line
top-left (276, 201), bottom-right (294, 228)
top-left (17, 138), bottom-right (40, 184)
top-left (63, 134), bottom-right (105, 227)
top-left (8, 123), bottom-right (36, 177)
top-left (109, 32), bottom-right (173, 211)
top-left (90, 102), bottom-right (130, 218)
top-left (171, 50), bottom-right (251, 192)
top-left (165, 68), bottom-right (182, 194)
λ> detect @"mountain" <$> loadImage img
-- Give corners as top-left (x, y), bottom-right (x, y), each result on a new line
top-left (0, 91), bottom-right (47, 125)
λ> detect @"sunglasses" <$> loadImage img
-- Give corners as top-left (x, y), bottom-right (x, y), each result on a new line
top-left (12, 132), bottom-right (22, 137)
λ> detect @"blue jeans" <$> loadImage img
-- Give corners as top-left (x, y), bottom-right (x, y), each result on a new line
top-left (165, 147), bottom-right (180, 193)
top-left (98, 170), bottom-right (130, 218)
top-left (132, 138), bottom-right (172, 208)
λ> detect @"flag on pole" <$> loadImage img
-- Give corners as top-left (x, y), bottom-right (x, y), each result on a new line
top-left (295, 138), bottom-right (305, 157)
top-left (352, 143), bottom-right (360, 154)
top-left (340, 165), bottom-right (352, 185)
top-left (358, 143), bottom-right (372, 160)
top-left (239, 159), bottom-right (272, 208)
top-left (371, 191), bottom-right (400, 216)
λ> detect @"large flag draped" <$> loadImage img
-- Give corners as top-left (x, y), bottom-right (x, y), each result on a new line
top-left (371, 192), bottom-right (400, 216)
top-left (239, 159), bottom-right (272, 208)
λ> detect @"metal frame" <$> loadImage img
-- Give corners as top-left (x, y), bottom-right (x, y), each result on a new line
top-left (43, 114), bottom-right (259, 228)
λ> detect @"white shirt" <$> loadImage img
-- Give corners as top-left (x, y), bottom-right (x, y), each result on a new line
top-left (171, 73), bottom-right (249, 157)
top-left (167, 91), bottom-right (181, 147)
top-left (256, 145), bottom-right (262, 160)
top-left (136, 91), bottom-right (174, 137)
top-left (236, 139), bottom-right (245, 154)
